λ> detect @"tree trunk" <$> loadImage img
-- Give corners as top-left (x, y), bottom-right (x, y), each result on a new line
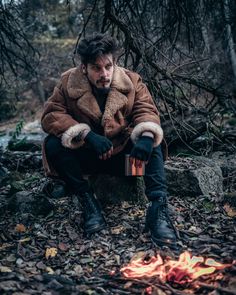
top-left (223, 0), bottom-right (236, 83)
top-left (200, 0), bottom-right (211, 54)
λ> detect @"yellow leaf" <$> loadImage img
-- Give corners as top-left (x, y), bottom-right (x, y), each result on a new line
top-left (45, 247), bottom-right (58, 259)
top-left (15, 224), bottom-right (26, 233)
top-left (0, 266), bottom-right (12, 273)
top-left (46, 267), bottom-right (54, 274)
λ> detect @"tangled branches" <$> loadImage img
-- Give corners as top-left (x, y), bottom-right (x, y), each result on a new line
top-left (0, 1), bottom-right (38, 85)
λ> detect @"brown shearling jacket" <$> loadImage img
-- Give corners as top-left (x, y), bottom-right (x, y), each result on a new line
top-left (41, 66), bottom-right (163, 175)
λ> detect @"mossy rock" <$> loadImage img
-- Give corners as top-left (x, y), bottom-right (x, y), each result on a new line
top-left (89, 175), bottom-right (147, 205)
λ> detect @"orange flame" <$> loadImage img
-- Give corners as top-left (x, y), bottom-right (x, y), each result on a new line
top-left (120, 251), bottom-right (231, 284)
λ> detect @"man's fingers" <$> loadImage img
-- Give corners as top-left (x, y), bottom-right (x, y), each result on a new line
top-left (107, 147), bottom-right (113, 158)
top-left (130, 157), bottom-right (144, 168)
top-left (99, 147), bottom-right (113, 160)
top-left (135, 159), bottom-right (143, 168)
top-left (129, 157), bottom-right (135, 165)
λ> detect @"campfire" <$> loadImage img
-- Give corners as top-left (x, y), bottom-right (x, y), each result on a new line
top-left (120, 251), bottom-right (232, 285)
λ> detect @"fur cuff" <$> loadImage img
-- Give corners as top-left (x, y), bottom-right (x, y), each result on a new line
top-left (131, 122), bottom-right (163, 147)
top-left (61, 123), bottom-right (91, 149)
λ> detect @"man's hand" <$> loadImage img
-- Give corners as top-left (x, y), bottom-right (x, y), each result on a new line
top-left (130, 136), bottom-right (154, 168)
top-left (84, 131), bottom-right (113, 160)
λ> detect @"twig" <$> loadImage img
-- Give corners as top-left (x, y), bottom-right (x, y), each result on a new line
top-left (198, 282), bottom-right (236, 295)
top-left (122, 277), bottom-right (190, 295)
top-left (170, 58), bottom-right (208, 74)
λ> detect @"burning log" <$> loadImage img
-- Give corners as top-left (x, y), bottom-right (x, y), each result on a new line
top-left (120, 251), bottom-right (232, 285)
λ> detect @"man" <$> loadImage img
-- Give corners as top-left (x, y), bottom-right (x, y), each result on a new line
top-left (41, 33), bottom-right (177, 249)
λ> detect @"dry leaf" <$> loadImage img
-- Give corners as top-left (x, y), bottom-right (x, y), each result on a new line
top-left (111, 225), bottom-right (124, 234)
top-left (0, 266), bottom-right (12, 273)
top-left (46, 267), bottom-right (55, 274)
top-left (15, 224), bottom-right (26, 233)
top-left (224, 204), bottom-right (236, 217)
top-left (18, 237), bottom-right (31, 243)
top-left (58, 242), bottom-right (69, 251)
top-left (45, 247), bottom-right (58, 259)
top-left (74, 265), bottom-right (83, 276)
top-left (130, 251), bottom-right (146, 262)
top-left (124, 281), bottom-right (133, 289)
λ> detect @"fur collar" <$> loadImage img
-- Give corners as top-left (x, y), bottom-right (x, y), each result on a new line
top-left (66, 66), bottom-right (134, 125)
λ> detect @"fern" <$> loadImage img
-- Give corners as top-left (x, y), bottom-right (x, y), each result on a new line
top-left (7, 119), bottom-right (26, 150)
top-left (12, 120), bottom-right (24, 141)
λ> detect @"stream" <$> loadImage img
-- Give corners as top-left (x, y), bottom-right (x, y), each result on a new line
top-left (0, 120), bottom-right (46, 151)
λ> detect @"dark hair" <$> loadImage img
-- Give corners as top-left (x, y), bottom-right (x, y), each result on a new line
top-left (76, 33), bottom-right (120, 65)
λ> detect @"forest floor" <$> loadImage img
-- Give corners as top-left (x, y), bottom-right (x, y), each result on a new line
top-left (0, 149), bottom-right (236, 294)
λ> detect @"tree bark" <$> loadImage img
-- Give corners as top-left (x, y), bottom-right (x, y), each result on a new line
top-left (223, 0), bottom-right (236, 84)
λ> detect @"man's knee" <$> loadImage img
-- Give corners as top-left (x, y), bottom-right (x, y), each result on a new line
top-left (149, 145), bottom-right (164, 161)
top-left (45, 135), bottom-right (64, 160)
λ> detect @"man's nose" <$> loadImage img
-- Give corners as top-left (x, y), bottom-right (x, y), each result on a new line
top-left (100, 68), bottom-right (108, 77)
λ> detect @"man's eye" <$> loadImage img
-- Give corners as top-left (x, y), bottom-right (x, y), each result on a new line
top-left (106, 65), bottom-right (112, 70)
top-left (92, 66), bottom-right (100, 71)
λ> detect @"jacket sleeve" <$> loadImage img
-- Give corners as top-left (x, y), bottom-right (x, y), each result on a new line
top-left (130, 75), bottom-right (163, 147)
top-left (41, 83), bottom-right (91, 149)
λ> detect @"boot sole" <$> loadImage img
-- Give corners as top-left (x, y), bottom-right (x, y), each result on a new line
top-left (151, 235), bottom-right (179, 251)
top-left (144, 224), bottom-right (178, 250)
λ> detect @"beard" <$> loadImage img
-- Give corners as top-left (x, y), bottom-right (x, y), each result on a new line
top-left (95, 87), bottom-right (111, 95)
top-left (95, 79), bottom-right (111, 95)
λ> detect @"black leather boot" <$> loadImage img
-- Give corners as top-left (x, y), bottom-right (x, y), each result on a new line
top-left (79, 191), bottom-right (107, 234)
top-left (145, 197), bottom-right (178, 249)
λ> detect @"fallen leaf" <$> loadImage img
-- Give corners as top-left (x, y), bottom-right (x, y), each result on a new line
top-left (130, 251), bottom-right (146, 262)
top-left (74, 265), bottom-right (83, 276)
top-left (0, 243), bottom-right (12, 250)
top-left (45, 247), bottom-right (58, 259)
top-left (224, 204), bottom-right (236, 217)
top-left (114, 254), bottom-right (121, 265)
top-left (46, 267), bottom-right (54, 274)
top-left (15, 224), bottom-right (26, 233)
top-left (18, 237), bottom-right (31, 243)
top-left (0, 266), bottom-right (12, 273)
top-left (111, 225), bottom-right (124, 234)
top-left (58, 242), bottom-right (69, 251)
top-left (80, 257), bottom-right (93, 264)
top-left (6, 254), bottom-right (16, 262)
top-left (36, 261), bottom-right (46, 270)
top-left (124, 281), bottom-right (133, 289)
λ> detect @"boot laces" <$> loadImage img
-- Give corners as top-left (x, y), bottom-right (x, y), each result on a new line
top-left (157, 202), bottom-right (179, 238)
top-left (150, 201), bottom-right (177, 234)
top-left (83, 194), bottom-right (100, 215)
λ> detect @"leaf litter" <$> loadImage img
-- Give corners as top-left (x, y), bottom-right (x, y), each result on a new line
top-left (0, 151), bottom-right (236, 294)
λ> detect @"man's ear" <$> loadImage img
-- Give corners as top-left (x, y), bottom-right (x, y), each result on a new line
top-left (81, 64), bottom-right (87, 74)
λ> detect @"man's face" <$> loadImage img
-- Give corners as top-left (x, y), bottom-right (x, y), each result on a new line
top-left (83, 53), bottom-right (114, 89)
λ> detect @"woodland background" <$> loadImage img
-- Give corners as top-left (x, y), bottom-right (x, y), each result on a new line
top-left (0, 1), bottom-right (236, 295)
top-left (1, 0), bottom-right (236, 154)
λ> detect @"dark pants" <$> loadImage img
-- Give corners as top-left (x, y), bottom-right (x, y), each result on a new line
top-left (45, 135), bottom-right (168, 201)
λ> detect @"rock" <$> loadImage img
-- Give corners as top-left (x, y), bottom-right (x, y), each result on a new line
top-left (2, 151), bottom-right (42, 172)
top-left (165, 156), bottom-right (223, 196)
top-left (42, 179), bottom-right (66, 199)
top-left (46, 279), bottom-right (64, 290)
top-left (210, 151), bottom-right (236, 191)
top-left (8, 191), bottom-right (54, 216)
top-left (7, 136), bottom-right (43, 152)
top-left (0, 164), bottom-right (9, 214)
top-left (89, 175), bottom-right (146, 204)
top-left (0, 163), bottom-right (9, 186)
